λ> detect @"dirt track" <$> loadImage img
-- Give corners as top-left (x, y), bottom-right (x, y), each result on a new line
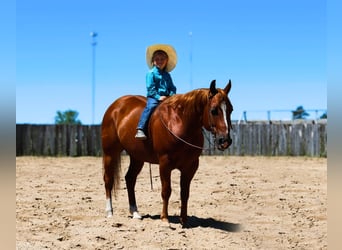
top-left (16, 156), bottom-right (326, 249)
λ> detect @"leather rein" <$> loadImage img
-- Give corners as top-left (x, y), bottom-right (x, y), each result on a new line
top-left (157, 101), bottom-right (217, 151)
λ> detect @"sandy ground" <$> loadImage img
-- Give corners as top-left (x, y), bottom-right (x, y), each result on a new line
top-left (16, 156), bottom-right (327, 249)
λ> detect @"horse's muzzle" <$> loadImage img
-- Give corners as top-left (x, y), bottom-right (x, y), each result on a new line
top-left (216, 134), bottom-right (232, 151)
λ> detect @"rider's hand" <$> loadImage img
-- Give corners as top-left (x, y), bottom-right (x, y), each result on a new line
top-left (159, 96), bottom-right (167, 101)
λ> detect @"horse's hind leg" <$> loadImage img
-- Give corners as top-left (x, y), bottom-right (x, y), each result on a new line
top-left (103, 150), bottom-right (121, 218)
top-left (125, 157), bottom-right (144, 219)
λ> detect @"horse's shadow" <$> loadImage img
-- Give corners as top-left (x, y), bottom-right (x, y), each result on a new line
top-left (143, 214), bottom-right (242, 232)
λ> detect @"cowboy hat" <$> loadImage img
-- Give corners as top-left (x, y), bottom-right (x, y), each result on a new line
top-left (146, 44), bottom-right (177, 72)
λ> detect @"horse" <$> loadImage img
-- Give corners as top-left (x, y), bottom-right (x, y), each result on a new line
top-left (101, 79), bottom-right (233, 226)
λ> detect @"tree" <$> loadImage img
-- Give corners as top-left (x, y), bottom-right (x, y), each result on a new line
top-left (55, 109), bottom-right (82, 125)
top-left (292, 106), bottom-right (310, 120)
top-left (320, 112), bottom-right (327, 119)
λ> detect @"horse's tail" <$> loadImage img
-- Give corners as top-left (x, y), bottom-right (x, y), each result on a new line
top-left (102, 147), bottom-right (122, 199)
top-left (101, 101), bottom-right (123, 199)
top-left (112, 152), bottom-right (122, 198)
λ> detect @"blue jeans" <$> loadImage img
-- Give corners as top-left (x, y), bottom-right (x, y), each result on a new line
top-left (137, 97), bottom-right (160, 132)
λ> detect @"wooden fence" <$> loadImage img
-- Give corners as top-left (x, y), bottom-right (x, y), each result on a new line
top-left (16, 120), bottom-right (327, 157)
top-left (205, 120), bottom-right (327, 157)
top-left (16, 124), bottom-right (102, 157)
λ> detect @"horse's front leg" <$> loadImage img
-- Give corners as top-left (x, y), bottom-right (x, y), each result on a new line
top-left (159, 165), bottom-right (172, 223)
top-left (180, 160), bottom-right (199, 227)
top-left (125, 158), bottom-right (144, 219)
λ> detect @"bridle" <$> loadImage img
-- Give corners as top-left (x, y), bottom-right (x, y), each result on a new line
top-left (158, 110), bottom-right (205, 150)
top-left (207, 93), bottom-right (226, 150)
top-left (158, 94), bottom-right (225, 151)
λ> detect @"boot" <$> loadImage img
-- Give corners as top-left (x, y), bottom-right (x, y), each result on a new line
top-left (135, 129), bottom-right (147, 140)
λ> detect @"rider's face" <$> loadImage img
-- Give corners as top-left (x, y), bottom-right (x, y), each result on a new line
top-left (152, 52), bottom-right (168, 70)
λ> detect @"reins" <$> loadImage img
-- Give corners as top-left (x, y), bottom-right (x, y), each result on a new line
top-left (149, 114), bottom-right (214, 191)
top-left (158, 108), bottom-right (216, 152)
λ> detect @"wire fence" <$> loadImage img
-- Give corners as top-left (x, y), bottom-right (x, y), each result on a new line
top-left (237, 109), bottom-right (327, 123)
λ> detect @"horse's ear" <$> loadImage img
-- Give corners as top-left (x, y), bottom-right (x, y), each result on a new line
top-left (224, 79), bottom-right (232, 95)
top-left (209, 80), bottom-right (218, 97)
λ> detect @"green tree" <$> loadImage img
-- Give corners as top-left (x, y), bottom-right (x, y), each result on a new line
top-left (55, 109), bottom-right (82, 125)
top-left (320, 112), bottom-right (327, 119)
top-left (292, 106), bottom-right (310, 120)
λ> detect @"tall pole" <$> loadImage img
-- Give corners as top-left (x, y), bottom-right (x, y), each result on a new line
top-left (189, 31), bottom-right (193, 90)
top-left (90, 32), bottom-right (97, 124)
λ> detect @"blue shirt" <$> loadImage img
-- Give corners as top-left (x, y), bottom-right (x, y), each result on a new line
top-left (146, 66), bottom-right (177, 100)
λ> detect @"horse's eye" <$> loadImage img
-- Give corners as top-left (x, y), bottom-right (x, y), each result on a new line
top-left (211, 108), bottom-right (218, 116)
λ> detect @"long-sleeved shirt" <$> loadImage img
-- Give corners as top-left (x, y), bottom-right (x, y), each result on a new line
top-left (146, 66), bottom-right (177, 100)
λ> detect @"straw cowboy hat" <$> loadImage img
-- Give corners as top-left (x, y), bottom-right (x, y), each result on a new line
top-left (146, 44), bottom-right (177, 72)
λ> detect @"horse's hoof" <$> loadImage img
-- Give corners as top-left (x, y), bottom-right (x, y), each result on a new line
top-left (106, 211), bottom-right (113, 218)
top-left (180, 217), bottom-right (189, 228)
top-left (132, 211), bottom-right (142, 219)
top-left (159, 218), bottom-right (171, 228)
top-left (161, 217), bottom-right (169, 223)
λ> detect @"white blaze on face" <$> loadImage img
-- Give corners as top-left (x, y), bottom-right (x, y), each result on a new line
top-left (220, 102), bottom-right (229, 134)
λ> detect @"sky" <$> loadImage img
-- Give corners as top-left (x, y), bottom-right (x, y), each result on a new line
top-left (16, 0), bottom-right (326, 124)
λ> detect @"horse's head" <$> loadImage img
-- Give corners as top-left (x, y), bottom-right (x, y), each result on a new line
top-left (205, 79), bottom-right (233, 151)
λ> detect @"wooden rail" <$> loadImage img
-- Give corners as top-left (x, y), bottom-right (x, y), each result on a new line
top-left (16, 120), bottom-right (326, 157)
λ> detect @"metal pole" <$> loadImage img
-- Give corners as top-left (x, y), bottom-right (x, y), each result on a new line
top-left (90, 32), bottom-right (97, 124)
top-left (189, 31), bottom-right (193, 90)
top-left (149, 163), bottom-right (153, 190)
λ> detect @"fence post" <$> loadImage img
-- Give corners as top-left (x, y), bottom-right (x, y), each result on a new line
top-left (16, 122), bottom-right (327, 157)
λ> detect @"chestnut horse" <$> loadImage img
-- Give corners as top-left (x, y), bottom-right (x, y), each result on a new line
top-left (101, 79), bottom-right (233, 226)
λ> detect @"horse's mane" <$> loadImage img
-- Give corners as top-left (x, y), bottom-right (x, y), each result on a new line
top-left (163, 88), bottom-right (209, 117)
